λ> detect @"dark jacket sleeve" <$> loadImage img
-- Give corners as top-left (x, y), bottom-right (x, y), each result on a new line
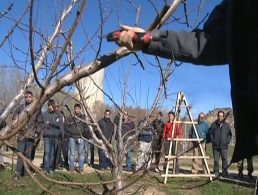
top-left (143, 0), bottom-right (228, 65)
top-left (209, 125), bottom-right (215, 144)
top-left (35, 110), bottom-right (44, 136)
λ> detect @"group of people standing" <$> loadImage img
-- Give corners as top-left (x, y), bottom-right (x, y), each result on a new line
top-left (136, 109), bottom-right (253, 181)
top-left (189, 111), bottom-right (253, 180)
top-left (6, 90), bottom-right (254, 180)
top-left (12, 91), bottom-right (95, 179)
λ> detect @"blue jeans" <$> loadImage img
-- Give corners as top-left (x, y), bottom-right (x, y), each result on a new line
top-left (16, 138), bottom-right (34, 176)
top-left (85, 140), bottom-right (95, 165)
top-left (98, 148), bottom-right (112, 169)
top-left (84, 140), bottom-right (89, 164)
top-left (69, 138), bottom-right (85, 170)
top-left (43, 137), bottom-right (58, 173)
top-left (61, 139), bottom-right (69, 167)
top-left (126, 146), bottom-right (132, 170)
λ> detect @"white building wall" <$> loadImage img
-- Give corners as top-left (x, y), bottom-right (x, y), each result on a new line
top-left (77, 69), bottom-right (104, 111)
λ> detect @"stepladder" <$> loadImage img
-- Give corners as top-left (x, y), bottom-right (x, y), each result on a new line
top-left (161, 91), bottom-right (213, 184)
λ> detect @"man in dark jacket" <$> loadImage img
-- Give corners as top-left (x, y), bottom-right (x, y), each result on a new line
top-left (114, 0), bottom-right (258, 163)
top-left (42, 99), bottom-right (64, 175)
top-left (114, 111), bottom-right (135, 172)
top-left (64, 103), bottom-right (89, 173)
top-left (151, 111), bottom-right (164, 173)
top-left (97, 109), bottom-right (114, 170)
top-left (209, 111), bottom-right (232, 177)
top-left (12, 91), bottom-right (43, 180)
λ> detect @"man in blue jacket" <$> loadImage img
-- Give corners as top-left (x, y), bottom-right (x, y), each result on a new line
top-left (189, 112), bottom-right (209, 174)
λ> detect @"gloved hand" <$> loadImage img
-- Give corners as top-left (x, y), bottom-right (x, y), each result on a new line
top-left (115, 25), bottom-right (146, 50)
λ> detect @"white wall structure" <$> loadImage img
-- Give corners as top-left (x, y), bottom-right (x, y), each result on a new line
top-left (77, 69), bottom-right (104, 111)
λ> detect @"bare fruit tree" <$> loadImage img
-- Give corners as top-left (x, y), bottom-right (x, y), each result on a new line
top-left (0, 0), bottom-right (212, 194)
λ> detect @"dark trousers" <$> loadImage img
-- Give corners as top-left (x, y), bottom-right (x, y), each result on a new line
top-left (84, 140), bottom-right (95, 165)
top-left (16, 138), bottom-right (34, 176)
top-left (237, 156), bottom-right (253, 174)
top-left (213, 148), bottom-right (228, 174)
top-left (55, 139), bottom-right (62, 169)
top-left (164, 140), bottom-right (179, 172)
top-left (98, 148), bottom-right (112, 169)
top-left (43, 138), bottom-right (58, 172)
top-left (151, 135), bottom-right (162, 167)
top-left (31, 139), bottom-right (38, 161)
top-left (90, 142), bottom-right (95, 165)
top-left (61, 139), bottom-right (69, 167)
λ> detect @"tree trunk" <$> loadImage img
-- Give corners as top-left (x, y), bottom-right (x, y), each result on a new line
top-left (112, 164), bottom-right (124, 195)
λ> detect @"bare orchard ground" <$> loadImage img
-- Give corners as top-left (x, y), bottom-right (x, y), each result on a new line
top-left (2, 150), bottom-right (256, 195)
top-left (4, 150), bottom-right (258, 176)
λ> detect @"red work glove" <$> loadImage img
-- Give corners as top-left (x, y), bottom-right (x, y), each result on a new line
top-left (116, 25), bottom-right (151, 50)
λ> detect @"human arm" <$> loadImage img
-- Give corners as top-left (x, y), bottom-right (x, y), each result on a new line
top-left (176, 124), bottom-right (183, 138)
top-left (208, 126), bottom-right (214, 144)
top-left (116, 1), bottom-right (228, 65)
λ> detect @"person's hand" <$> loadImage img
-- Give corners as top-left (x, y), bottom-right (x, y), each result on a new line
top-left (116, 25), bottom-right (145, 50)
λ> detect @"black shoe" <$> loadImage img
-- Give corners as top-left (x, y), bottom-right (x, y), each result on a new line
top-left (222, 172), bottom-right (228, 178)
top-left (237, 172), bottom-right (243, 179)
top-left (248, 173), bottom-right (253, 180)
top-left (124, 168), bottom-right (132, 172)
top-left (76, 167), bottom-right (84, 174)
top-left (0, 164), bottom-right (5, 171)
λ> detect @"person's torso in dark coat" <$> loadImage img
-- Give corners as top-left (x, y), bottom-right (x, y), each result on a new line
top-left (121, 120), bottom-right (135, 138)
top-left (64, 114), bottom-right (91, 139)
top-left (152, 118), bottom-right (164, 140)
top-left (42, 111), bottom-right (63, 138)
top-left (64, 113), bottom-right (90, 139)
top-left (210, 120), bottom-right (232, 149)
top-left (98, 117), bottom-right (114, 141)
top-left (13, 103), bottom-right (44, 140)
top-left (138, 120), bottom-right (153, 143)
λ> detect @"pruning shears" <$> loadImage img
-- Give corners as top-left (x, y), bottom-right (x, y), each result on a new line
top-left (106, 30), bottom-right (123, 42)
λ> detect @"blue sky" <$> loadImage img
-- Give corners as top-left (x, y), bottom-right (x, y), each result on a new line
top-left (0, 0), bottom-right (230, 118)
